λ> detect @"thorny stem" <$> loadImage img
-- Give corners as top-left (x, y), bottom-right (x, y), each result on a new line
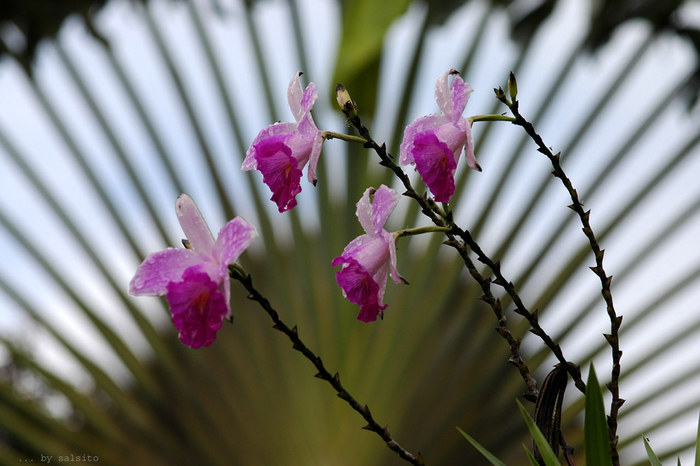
top-left (338, 104), bottom-right (586, 401)
top-left (228, 264), bottom-right (424, 466)
top-left (497, 90), bottom-right (623, 465)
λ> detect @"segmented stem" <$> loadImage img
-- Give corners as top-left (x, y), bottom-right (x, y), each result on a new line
top-left (497, 89), bottom-right (622, 465)
top-left (229, 265), bottom-right (424, 465)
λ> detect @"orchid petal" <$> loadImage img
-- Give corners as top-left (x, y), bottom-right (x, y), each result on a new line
top-left (356, 302), bottom-right (386, 323)
top-left (332, 257), bottom-right (386, 323)
top-left (435, 122), bottom-right (467, 165)
top-left (450, 76), bottom-right (472, 123)
top-left (306, 132), bottom-right (324, 184)
top-left (434, 69), bottom-right (458, 116)
top-left (347, 235), bottom-right (388, 269)
top-left (214, 217), bottom-right (258, 270)
top-left (166, 267), bottom-right (228, 348)
top-left (463, 121), bottom-right (480, 171)
top-left (383, 230), bottom-right (405, 285)
top-left (337, 234), bottom-right (373, 259)
top-left (242, 122), bottom-right (298, 170)
top-left (296, 113), bottom-right (319, 140)
top-left (412, 131), bottom-right (457, 203)
top-left (221, 278), bottom-right (232, 319)
top-left (372, 260), bottom-right (390, 310)
top-left (355, 187), bottom-right (376, 235)
top-left (287, 73), bottom-right (318, 122)
top-left (285, 131), bottom-right (315, 165)
top-left (254, 138), bottom-right (303, 212)
top-left (176, 194), bottom-right (216, 255)
top-left (129, 248), bottom-right (202, 296)
top-left (370, 185), bottom-right (400, 232)
top-left (287, 72), bottom-right (305, 121)
top-left (400, 114), bottom-right (450, 165)
top-left (300, 81), bottom-right (318, 115)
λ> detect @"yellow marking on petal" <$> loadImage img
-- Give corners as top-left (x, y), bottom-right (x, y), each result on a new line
top-left (194, 289), bottom-right (210, 313)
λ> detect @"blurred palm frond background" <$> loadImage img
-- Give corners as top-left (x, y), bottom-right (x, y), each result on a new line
top-left (0, 0), bottom-right (699, 464)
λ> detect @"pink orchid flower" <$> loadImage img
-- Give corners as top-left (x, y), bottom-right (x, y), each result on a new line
top-left (332, 185), bottom-right (406, 322)
top-left (129, 194), bottom-right (257, 348)
top-left (400, 69), bottom-right (480, 203)
top-left (242, 72), bottom-right (324, 212)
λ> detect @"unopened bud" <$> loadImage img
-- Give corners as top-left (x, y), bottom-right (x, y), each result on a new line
top-left (336, 83), bottom-right (357, 118)
top-left (508, 71), bottom-right (518, 102)
top-left (494, 86), bottom-right (506, 101)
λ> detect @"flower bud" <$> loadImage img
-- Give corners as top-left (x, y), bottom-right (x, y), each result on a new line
top-left (494, 86), bottom-right (506, 101)
top-left (336, 83), bottom-right (357, 118)
top-left (508, 71), bottom-right (518, 102)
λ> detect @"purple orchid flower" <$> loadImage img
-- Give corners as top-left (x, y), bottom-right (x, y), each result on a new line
top-left (242, 72), bottom-right (324, 212)
top-left (400, 69), bottom-right (480, 203)
top-left (129, 194), bottom-right (257, 348)
top-left (332, 185), bottom-right (406, 322)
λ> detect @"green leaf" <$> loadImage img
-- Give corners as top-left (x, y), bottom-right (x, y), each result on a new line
top-left (332, 0), bottom-right (412, 115)
top-left (643, 435), bottom-right (664, 466)
top-left (523, 445), bottom-right (541, 466)
top-left (457, 427), bottom-right (507, 466)
top-left (517, 399), bottom-right (561, 466)
top-left (584, 364), bottom-right (613, 466)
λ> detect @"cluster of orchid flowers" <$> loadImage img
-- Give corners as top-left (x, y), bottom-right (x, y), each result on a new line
top-left (129, 69), bottom-right (480, 348)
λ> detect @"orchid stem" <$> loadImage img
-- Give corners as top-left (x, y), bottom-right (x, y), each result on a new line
top-left (468, 114), bottom-right (516, 124)
top-left (228, 265), bottom-right (424, 465)
top-left (496, 82), bottom-right (622, 465)
top-left (322, 131), bottom-right (368, 145)
top-left (394, 225), bottom-right (452, 240)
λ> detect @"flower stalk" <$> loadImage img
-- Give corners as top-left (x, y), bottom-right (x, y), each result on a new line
top-left (393, 225), bottom-right (452, 240)
top-left (229, 265), bottom-right (424, 465)
top-left (495, 80), bottom-right (622, 465)
top-left (322, 130), bottom-right (368, 145)
top-left (468, 114), bottom-right (516, 124)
